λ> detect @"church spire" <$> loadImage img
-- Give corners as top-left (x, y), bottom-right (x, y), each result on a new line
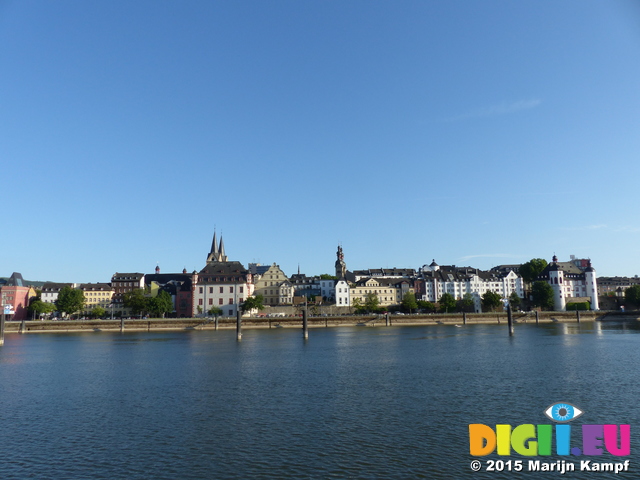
top-left (207, 230), bottom-right (228, 263)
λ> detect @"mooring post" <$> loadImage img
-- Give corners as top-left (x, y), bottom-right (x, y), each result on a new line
top-left (535, 310), bottom-right (539, 325)
top-left (0, 310), bottom-right (5, 346)
top-left (507, 304), bottom-right (514, 336)
top-left (386, 312), bottom-right (390, 327)
top-left (576, 310), bottom-right (581, 323)
top-left (215, 315), bottom-right (219, 330)
top-left (120, 316), bottom-right (125, 333)
top-left (463, 312), bottom-right (467, 325)
top-left (19, 320), bottom-right (25, 334)
top-left (236, 309), bottom-right (242, 341)
top-left (303, 306), bottom-right (308, 340)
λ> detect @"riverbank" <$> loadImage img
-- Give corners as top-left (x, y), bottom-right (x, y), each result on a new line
top-left (3, 311), bottom-right (634, 334)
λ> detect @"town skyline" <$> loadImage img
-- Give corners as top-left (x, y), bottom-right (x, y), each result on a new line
top-left (2, 1), bottom-right (639, 282)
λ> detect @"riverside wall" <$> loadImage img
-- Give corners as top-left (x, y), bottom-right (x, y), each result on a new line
top-left (2, 311), bottom-right (635, 334)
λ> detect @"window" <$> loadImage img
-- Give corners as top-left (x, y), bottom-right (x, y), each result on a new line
top-left (199, 287), bottom-right (203, 294)
top-left (239, 298), bottom-right (243, 303)
top-left (230, 287), bottom-right (233, 293)
top-left (209, 287), bottom-right (213, 294)
top-left (229, 310), bottom-right (233, 316)
top-left (240, 287), bottom-right (244, 293)
top-left (220, 287), bottom-right (223, 293)
top-left (199, 299), bottom-right (203, 306)
top-left (208, 298), bottom-right (213, 305)
top-left (229, 299), bottom-right (233, 304)
top-left (219, 299), bottom-right (223, 305)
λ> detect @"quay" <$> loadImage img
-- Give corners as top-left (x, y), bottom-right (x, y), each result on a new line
top-left (1, 311), bottom-right (633, 334)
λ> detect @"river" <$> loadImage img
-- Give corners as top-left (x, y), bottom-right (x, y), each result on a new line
top-left (0, 321), bottom-right (637, 479)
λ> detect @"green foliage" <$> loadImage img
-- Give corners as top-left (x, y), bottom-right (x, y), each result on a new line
top-left (532, 281), bottom-right (555, 310)
top-left (351, 297), bottom-right (365, 313)
top-left (417, 300), bottom-right (435, 313)
top-left (148, 290), bottom-right (173, 318)
top-left (91, 306), bottom-right (107, 318)
top-left (55, 286), bottom-right (85, 318)
top-left (508, 291), bottom-right (522, 310)
top-left (481, 291), bottom-right (503, 312)
top-left (242, 294), bottom-right (265, 313)
top-left (364, 292), bottom-right (380, 312)
top-left (519, 258), bottom-right (548, 283)
top-left (28, 299), bottom-right (56, 318)
top-left (208, 307), bottom-right (223, 316)
top-left (458, 293), bottom-right (475, 313)
top-left (438, 293), bottom-right (456, 313)
top-left (401, 292), bottom-right (418, 313)
top-left (566, 302), bottom-right (590, 311)
top-left (319, 274), bottom-right (338, 280)
top-left (123, 289), bottom-right (149, 316)
top-left (625, 285), bottom-right (640, 309)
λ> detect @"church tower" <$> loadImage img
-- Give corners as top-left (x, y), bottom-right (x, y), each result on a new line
top-left (206, 231), bottom-right (228, 264)
top-left (335, 245), bottom-right (346, 279)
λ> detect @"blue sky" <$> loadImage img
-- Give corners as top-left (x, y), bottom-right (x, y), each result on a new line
top-left (1, 0), bottom-right (639, 282)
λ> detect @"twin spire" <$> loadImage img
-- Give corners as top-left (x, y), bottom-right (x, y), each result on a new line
top-left (207, 231), bottom-right (228, 263)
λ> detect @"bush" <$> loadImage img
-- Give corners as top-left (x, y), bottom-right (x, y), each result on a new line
top-left (566, 302), bottom-right (590, 311)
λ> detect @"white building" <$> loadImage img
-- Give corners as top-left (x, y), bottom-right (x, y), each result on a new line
top-left (418, 261), bottom-right (525, 313)
top-left (538, 255), bottom-right (599, 311)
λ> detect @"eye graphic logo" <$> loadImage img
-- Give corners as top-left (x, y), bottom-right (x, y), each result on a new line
top-left (544, 403), bottom-right (584, 423)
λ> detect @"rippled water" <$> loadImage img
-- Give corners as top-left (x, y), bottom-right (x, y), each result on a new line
top-left (0, 321), bottom-right (637, 479)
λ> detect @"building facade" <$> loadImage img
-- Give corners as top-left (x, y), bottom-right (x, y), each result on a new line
top-left (193, 233), bottom-right (252, 317)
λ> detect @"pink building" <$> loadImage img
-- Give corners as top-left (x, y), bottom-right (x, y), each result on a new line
top-left (1, 272), bottom-right (36, 321)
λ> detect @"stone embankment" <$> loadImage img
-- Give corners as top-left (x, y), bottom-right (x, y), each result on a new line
top-left (3, 311), bottom-right (633, 334)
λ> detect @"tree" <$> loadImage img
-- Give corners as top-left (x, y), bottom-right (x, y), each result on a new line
top-left (91, 306), bottom-right (106, 318)
top-left (28, 299), bottom-right (56, 319)
top-left (519, 258), bottom-right (548, 283)
top-left (532, 281), bottom-right (555, 310)
top-left (438, 293), bottom-right (456, 313)
top-left (208, 306), bottom-right (223, 317)
top-left (417, 300), bottom-right (436, 313)
top-left (351, 297), bottom-right (364, 314)
top-left (508, 291), bottom-right (522, 311)
top-left (458, 293), bottom-right (475, 313)
top-left (319, 274), bottom-right (338, 280)
top-left (148, 290), bottom-right (173, 318)
top-left (241, 295), bottom-right (265, 313)
top-left (482, 291), bottom-right (503, 312)
top-left (364, 292), bottom-right (380, 312)
top-left (55, 286), bottom-right (85, 319)
top-left (123, 289), bottom-right (149, 316)
top-left (625, 285), bottom-right (640, 309)
top-left (401, 292), bottom-right (418, 313)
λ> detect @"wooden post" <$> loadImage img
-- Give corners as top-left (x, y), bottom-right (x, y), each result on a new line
top-left (236, 309), bottom-right (242, 341)
top-left (463, 312), bottom-right (467, 325)
top-left (507, 304), bottom-right (514, 336)
top-left (386, 312), bottom-right (390, 327)
top-left (215, 315), bottom-right (219, 330)
top-left (535, 310), bottom-right (539, 325)
top-left (120, 316), bottom-right (125, 333)
top-left (576, 310), bottom-right (581, 323)
top-left (303, 306), bottom-right (308, 339)
top-left (0, 310), bottom-right (5, 346)
top-left (19, 320), bottom-right (25, 334)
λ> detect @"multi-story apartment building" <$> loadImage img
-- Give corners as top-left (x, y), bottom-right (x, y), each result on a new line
top-left (79, 283), bottom-right (114, 316)
top-left (414, 261), bottom-right (524, 313)
top-left (193, 233), bottom-right (252, 317)
top-left (111, 273), bottom-right (145, 313)
top-left (350, 277), bottom-right (413, 308)
top-left (253, 263), bottom-right (291, 306)
top-left (41, 282), bottom-right (76, 305)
